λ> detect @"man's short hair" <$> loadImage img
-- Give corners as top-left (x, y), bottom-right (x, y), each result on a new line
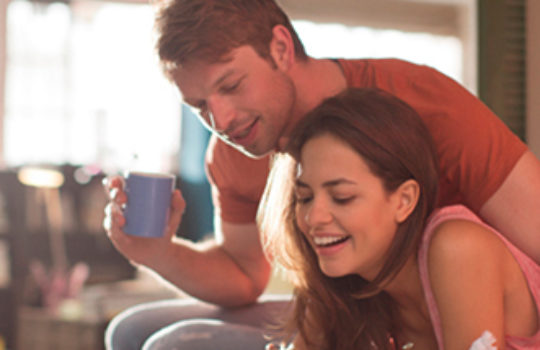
top-left (155, 0), bottom-right (307, 79)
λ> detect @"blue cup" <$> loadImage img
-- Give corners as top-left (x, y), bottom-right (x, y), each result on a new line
top-left (123, 171), bottom-right (176, 238)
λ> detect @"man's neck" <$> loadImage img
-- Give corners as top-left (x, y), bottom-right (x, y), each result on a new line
top-left (294, 57), bottom-right (347, 116)
top-left (278, 57), bottom-right (347, 150)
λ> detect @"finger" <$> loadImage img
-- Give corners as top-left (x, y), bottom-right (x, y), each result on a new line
top-left (103, 175), bottom-right (119, 190)
top-left (109, 187), bottom-right (127, 206)
top-left (104, 201), bottom-right (124, 218)
top-left (103, 175), bottom-right (125, 194)
top-left (103, 214), bottom-right (114, 234)
top-left (103, 204), bottom-right (125, 232)
top-left (103, 212), bottom-right (131, 252)
top-left (164, 190), bottom-right (185, 239)
top-left (171, 189), bottom-right (186, 214)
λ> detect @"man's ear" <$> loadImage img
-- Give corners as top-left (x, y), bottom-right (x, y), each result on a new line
top-left (269, 25), bottom-right (295, 71)
top-left (394, 179), bottom-right (420, 223)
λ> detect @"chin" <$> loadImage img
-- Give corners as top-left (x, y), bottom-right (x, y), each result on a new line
top-left (320, 264), bottom-right (349, 278)
top-left (237, 147), bottom-right (270, 159)
top-left (235, 143), bottom-right (275, 159)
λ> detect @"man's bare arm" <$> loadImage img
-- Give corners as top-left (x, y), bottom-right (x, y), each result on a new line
top-left (480, 150), bottom-right (540, 263)
top-left (148, 220), bottom-right (272, 307)
top-left (104, 177), bottom-right (272, 307)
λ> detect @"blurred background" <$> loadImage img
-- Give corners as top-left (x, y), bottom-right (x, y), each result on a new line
top-left (0, 0), bottom-right (538, 349)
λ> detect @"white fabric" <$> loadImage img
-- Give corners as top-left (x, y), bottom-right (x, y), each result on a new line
top-left (469, 331), bottom-right (497, 350)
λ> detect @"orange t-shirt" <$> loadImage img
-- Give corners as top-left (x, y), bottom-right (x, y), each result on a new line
top-left (206, 59), bottom-right (527, 224)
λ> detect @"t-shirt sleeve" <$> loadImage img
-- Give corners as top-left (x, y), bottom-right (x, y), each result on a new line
top-left (204, 136), bottom-right (270, 224)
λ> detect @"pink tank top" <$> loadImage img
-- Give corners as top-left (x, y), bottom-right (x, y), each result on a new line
top-left (417, 205), bottom-right (540, 349)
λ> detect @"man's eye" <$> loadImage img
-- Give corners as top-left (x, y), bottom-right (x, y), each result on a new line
top-left (221, 80), bottom-right (242, 93)
top-left (221, 84), bottom-right (238, 93)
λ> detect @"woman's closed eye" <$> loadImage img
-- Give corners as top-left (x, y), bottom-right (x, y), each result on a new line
top-left (295, 193), bottom-right (312, 204)
top-left (333, 196), bottom-right (355, 205)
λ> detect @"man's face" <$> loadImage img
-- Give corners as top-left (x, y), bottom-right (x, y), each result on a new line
top-left (172, 46), bottom-right (296, 158)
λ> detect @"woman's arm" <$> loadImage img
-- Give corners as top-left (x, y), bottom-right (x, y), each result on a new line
top-left (427, 219), bottom-right (507, 350)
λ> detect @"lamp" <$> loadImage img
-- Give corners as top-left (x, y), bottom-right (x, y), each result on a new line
top-left (17, 166), bottom-right (88, 314)
top-left (17, 167), bottom-right (65, 189)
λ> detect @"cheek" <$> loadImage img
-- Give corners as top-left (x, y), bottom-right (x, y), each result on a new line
top-left (295, 206), bottom-right (308, 233)
top-left (265, 74), bottom-right (295, 111)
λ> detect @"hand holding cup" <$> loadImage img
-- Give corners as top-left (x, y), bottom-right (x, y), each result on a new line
top-left (123, 172), bottom-right (176, 238)
top-left (103, 171), bottom-right (185, 266)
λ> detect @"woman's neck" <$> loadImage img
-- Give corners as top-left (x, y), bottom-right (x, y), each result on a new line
top-left (384, 257), bottom-right (437, 349)
top-left (383, 257), bottom-right (424, 306)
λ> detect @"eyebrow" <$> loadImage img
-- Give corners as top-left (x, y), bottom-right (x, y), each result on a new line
top-left (295, 178), bottom-right (357, 188)
top-left (182, 68), bottom-right (235, 106)
top-left (183, 69), bottom-right (237, 107)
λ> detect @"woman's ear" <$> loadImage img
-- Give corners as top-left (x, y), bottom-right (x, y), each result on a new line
top-left (394, 179), bottom-right (420, 223)
top-left (269, 25), bottom-right (295, 71)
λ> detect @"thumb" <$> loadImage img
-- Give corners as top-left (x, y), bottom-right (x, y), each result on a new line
top-left (164, 189), bottom-right (185, 239)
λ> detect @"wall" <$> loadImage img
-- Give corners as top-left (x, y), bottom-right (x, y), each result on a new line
top-left (527, 0), bottom-right (540, 157)
top-left (457, 0), bottom-right (477, 93)
top-left (280, 0), bottom-right (459, 35)
top-left (0, 0), bottom-right (6, 167)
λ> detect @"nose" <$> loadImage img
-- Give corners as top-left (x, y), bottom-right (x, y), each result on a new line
top-left (304, 197), bottom-right (333, 228)
top-left (206, 95), bottom-right (236, 133)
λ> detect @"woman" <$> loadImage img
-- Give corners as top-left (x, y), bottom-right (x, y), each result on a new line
top-left (259, 88), bottom-right (540, 349)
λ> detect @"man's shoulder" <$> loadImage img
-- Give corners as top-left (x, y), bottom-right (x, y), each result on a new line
top-left (338, 57), bottom-right (429, 73)
top-left (337, 58), bottom-right (442, 90)
top-left (205, 135), bottom-right (270, 186)
top-left (205, 136), bottom-right (272, 223)
top-left (206, 135), bottom-right (270, 168)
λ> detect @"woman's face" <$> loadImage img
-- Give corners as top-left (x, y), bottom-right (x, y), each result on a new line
top-left (294, 134), bottom-right (402, 280)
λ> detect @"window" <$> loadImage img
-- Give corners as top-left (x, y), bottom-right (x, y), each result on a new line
top-left (5, 0), bottom-right (180, 173)
top-left (294, 20), bottom-right (463, 84)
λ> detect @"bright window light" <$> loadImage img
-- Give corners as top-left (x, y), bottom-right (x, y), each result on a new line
top-left (293, 20), bottom-right (463, 84)
top-left (3, 3), bottom-right (463, 173)
top-left (5, 0), bottom-right (180, 173)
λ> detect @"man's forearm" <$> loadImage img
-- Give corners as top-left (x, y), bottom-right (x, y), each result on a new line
top-left (145, 237), bottom-right (270, 307)
top-left (479, 150), bottom-right (540, 264)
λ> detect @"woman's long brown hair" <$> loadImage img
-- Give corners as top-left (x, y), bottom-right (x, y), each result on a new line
top-left (258, 88), bottom-right (439, 349)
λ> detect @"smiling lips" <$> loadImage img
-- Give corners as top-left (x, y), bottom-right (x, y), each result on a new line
top-left (313, 235), bottom-right (351, 248)
top-left (229, 118), bottom-right (259, 146)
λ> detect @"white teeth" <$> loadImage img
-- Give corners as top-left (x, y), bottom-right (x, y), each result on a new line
top-left (313, 236), bottom-right (348, 247)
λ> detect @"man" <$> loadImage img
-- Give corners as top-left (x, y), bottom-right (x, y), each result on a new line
top-left (104, 0), bottom-right (540, 349)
